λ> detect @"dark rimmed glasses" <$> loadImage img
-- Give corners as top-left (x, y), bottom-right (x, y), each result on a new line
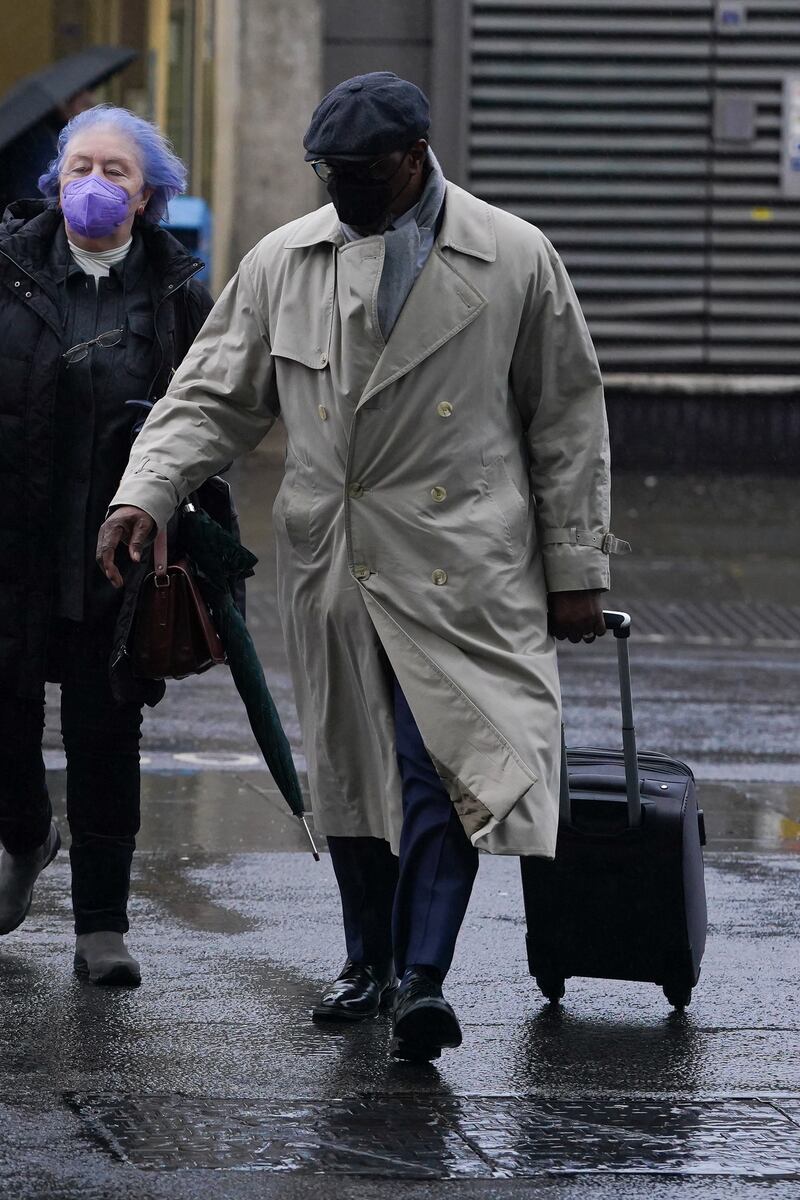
top-left (62, 327), bottom-right (124, 365)
top-left (309, 148), bottom-right (410, 184)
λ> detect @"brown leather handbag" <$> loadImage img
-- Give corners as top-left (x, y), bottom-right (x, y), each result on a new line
top-left (130, 527), bottom-right (226, 680)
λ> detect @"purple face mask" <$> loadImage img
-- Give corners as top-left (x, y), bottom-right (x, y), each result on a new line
top-left (61, 176), bottom-right (134, 239)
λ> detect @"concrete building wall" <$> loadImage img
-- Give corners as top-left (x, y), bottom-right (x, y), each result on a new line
top-left (323, 1), bottom-right (466, 183)
top-left (323, 0), bottom-right (432, 95)
top-left (210, 0), bottom-right (469, 290)
top-left (212, 0), bottom-right (324, 292)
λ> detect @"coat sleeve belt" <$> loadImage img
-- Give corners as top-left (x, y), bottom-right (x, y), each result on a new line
top-left (542, 527), bottom-right (631, 555)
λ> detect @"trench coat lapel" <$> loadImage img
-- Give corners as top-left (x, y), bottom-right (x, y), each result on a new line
top-left (357, 247), bottom-right (487, 408)
top-left (357, 183), bottom-right (496, 409)
top-left (282, 187), bottom-right (497, 407)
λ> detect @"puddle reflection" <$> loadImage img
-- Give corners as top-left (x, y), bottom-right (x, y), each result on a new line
top-left (514, 1004), bottom-right (706, 1095)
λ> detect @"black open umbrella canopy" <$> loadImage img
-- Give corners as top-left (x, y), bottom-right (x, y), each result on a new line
top-left (0, 46), bottom-right (137, 152)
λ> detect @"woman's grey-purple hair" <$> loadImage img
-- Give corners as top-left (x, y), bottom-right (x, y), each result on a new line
top-left (38, 104), bottom-right (187, 224)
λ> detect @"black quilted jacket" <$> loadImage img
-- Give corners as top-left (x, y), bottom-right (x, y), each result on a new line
top-left (0, 200), bottom-right (213, 698)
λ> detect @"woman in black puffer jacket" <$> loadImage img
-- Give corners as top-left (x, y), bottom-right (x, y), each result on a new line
top-left (0, 105), bottom-right (212, 985)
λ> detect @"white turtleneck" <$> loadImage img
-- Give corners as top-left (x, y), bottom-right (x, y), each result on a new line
top-left (67, 236), bottom-right (133, 282)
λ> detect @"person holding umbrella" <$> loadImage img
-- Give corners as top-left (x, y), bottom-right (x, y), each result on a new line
top-left (0, 105), bottom-right (212, 985)
top-left (0, 87), bottom-right (95, 215)
top-left (0, 47), bottom-right (136, 216)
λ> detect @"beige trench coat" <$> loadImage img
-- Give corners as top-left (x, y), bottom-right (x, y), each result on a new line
top-left (111, 181), bottom-right (617, 859)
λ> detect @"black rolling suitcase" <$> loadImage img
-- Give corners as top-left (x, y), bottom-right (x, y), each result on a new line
top-left (520, 610), bottom-right (707, 1010)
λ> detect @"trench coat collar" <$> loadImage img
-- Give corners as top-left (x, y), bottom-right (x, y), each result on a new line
top-left (283, 181), bottom-right (497, 264)
top-left (436, 182), bottom-right (497, 263)
top-left (284, 185), bottom-right (495, 405)
top-left (358, 185), bottom-right (495, 405)
top-left (283, 203), bottom-right (343, 250)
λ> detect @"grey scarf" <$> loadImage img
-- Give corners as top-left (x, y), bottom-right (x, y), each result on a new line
top-left (376, 149), bottom-right (446, 339)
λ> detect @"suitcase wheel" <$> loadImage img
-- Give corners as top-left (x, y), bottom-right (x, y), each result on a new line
top-left (663, 979), bottom-right (693, 1010)
top-left (535, 974), bottom-right (566, 1004)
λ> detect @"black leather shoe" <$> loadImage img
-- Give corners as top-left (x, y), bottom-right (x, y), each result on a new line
top-left (391, 967), bottom-right (463, 1061)
top-left (312, 961), bottom-right (397, 1022)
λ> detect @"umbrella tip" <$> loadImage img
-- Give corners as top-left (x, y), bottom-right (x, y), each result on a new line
top-left (299, 813), bottom-right (321, 861)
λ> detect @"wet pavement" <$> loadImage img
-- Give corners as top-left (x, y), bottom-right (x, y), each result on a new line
top-left (4, 437), bottom-right (799, 1197)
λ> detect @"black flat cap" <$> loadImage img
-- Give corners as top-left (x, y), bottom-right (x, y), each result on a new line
top-left (303, 71), bottom-right (430, 161)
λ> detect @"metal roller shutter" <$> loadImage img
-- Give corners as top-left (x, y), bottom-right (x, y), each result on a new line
top-left (710, 0), bottom-right (800, 369)
top-left (467, 0), bottom-right (800, 374)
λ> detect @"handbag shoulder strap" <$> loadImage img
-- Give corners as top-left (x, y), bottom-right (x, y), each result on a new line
top-left (153, 527), bottom-right (168, 580)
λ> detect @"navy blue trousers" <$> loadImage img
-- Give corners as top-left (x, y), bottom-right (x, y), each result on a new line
top-left (327, 678), bottom-right (479, 979)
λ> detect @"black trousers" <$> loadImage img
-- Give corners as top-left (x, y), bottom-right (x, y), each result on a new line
top-left (327, 677), bottom-right (480, 980)
top-left (0, 623), bottom-right (143, 934)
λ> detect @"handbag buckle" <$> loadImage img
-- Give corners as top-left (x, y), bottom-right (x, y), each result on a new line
top-left (154, 573), bottom-right (170, 589)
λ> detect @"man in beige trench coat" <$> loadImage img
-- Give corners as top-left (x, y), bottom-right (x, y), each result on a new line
top-left (98, 73), bottom-right (628, 1061)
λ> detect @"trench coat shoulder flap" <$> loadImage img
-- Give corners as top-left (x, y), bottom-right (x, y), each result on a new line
top-left (359, 183), bottom-right (496, 407)
top-left (265, 205), bottom-right (342, 370)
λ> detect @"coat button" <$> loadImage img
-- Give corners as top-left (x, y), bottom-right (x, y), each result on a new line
top-left (353, 564), bottom-right (371, 580)
top-left (13, 281), bottom-right (20, 287)
top-left (432, 569), bottom-right (448, 585)
top-left (24, 291), bottom-right (32, 298)
top-left (437, 401), bottom-right (453, 418)
top-left (318, 405), bottom-right (328, 421)
top-left (430, 485), bottom-right (447, 502)
top-left (347, 482), bottom-right (365, 498)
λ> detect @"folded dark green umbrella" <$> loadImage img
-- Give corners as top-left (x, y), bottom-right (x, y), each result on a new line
top-left (179, 504), bottom-right (319, 859)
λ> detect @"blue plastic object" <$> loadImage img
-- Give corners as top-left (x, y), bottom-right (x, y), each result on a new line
top-left (163, 196), bottom-right (212, 283)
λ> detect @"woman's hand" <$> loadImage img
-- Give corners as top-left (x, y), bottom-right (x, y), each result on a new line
top-left (96, 507), bottom-right (155, 588)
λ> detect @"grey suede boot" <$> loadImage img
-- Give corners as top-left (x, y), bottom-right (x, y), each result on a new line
top-left (74, 932), bottom-right (141, 987)
top-left (0, 822), bottom-right (61, 935)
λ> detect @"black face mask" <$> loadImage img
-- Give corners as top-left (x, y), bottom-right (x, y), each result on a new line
top-left (326, 156), bottom-right (409, 229)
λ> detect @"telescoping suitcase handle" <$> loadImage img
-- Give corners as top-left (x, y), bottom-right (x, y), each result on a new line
top-left (559, 610), bottom-right (642, 827)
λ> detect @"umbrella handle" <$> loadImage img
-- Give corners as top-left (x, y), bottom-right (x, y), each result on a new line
top-left (298, 814), bottom-right (320, 861)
